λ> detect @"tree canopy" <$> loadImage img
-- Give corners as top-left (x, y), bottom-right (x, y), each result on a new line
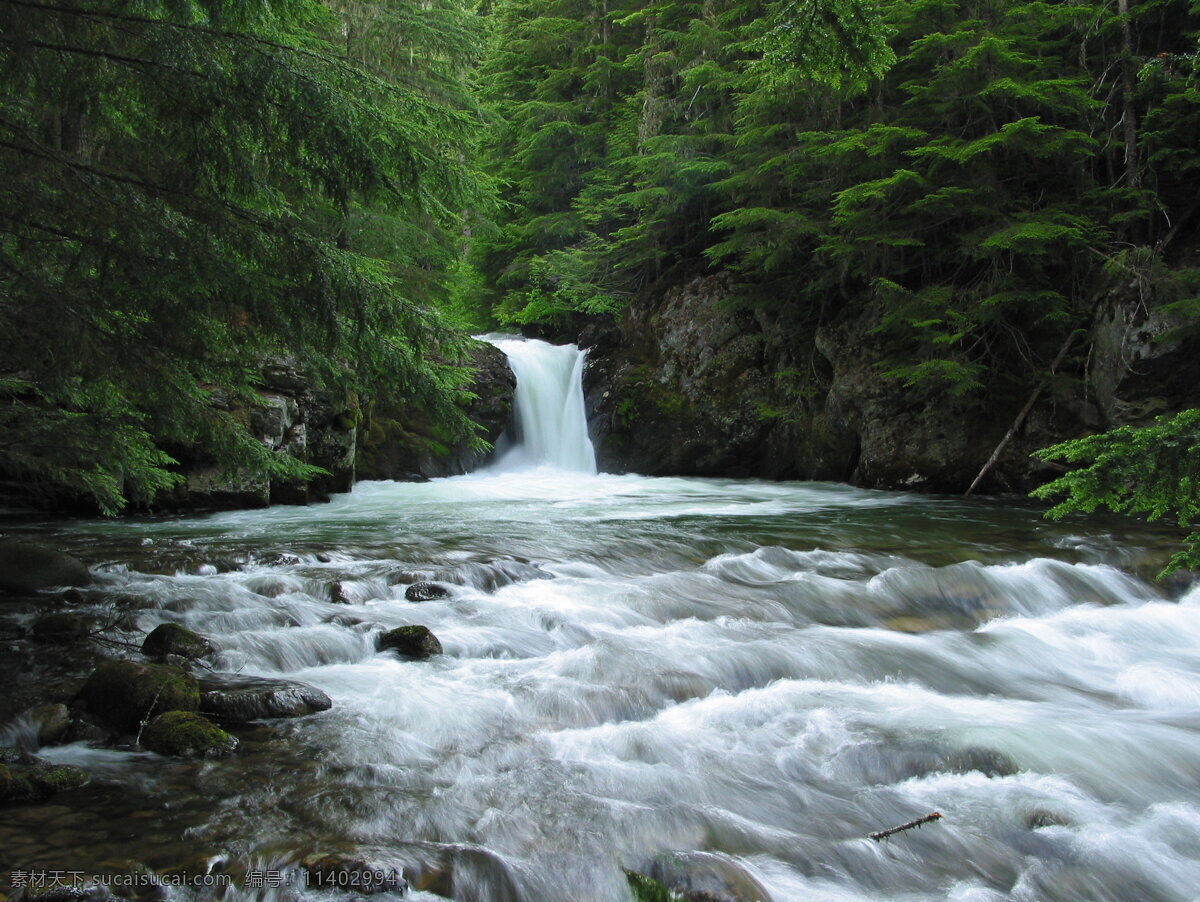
top-left (0, 0), bottom-right (487, 511)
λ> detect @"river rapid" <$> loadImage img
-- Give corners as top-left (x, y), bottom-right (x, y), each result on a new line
top-left (3, 341), bottom-right (1200, 902)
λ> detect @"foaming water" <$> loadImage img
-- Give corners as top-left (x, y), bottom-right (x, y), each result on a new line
top-left (5, 472), bottom-right (1198, 902)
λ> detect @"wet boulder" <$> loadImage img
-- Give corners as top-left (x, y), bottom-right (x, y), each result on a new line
top-left (642, 851), bottom-right (776, 902)
top-left (378, 625), bottom-right (442, 659)
top-left (79, 660), bottom-right (200, 734)
top-left (31, 612), bottom-right (98, 643)
top-left (0, 541), bottom-right (92, 594)
top-left (12, 881), bottom-right (117, 902)
top-left (300, 853), bottom-right (407, 895)
top-left (140, 711), bottom-right (237, 758)
top-left (405, 582), bottom-right (451, 602)
top-left (199, 675), bottom-right (332, 723)
top-left (141, 623), bottom-right (215, 661)
top-left (0, 750), bottom-right (88, 802)
top-left (25, 702), bottom-right (71, 745)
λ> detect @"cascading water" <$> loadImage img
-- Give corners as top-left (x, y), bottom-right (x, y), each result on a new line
top-left (483, 337), bottom-right (597, 474)
top-left (3, 365), bottom-right (1200, 901)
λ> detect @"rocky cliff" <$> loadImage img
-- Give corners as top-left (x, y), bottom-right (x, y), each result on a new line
top-left (581, 272), bottom-right (1200, 494)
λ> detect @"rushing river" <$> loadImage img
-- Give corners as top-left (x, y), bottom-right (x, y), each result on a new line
top-left (3, 341), bottom-right (1199, 902)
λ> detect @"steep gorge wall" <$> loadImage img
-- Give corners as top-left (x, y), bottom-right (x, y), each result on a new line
top-left (581, 273), bottom-right (1200, 494)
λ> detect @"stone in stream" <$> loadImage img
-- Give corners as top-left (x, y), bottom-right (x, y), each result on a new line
top-left (404, 581), bottom-right (451, 602)
top-left (0, 541), bottom-right (92, 594)
top-left (31, 611), bottom-right (98, 643)
top-left (0, 750), bottom-right (89, 802)
top-left (378, 625), bottom-right (442, 659)
top-left (141, 623), bottom-right (216, 661)
top-left (24, 702), bottom-right (71, 745)
top-left (78, 660), bottom-right (200, 734)
top-left (199, 675), bottom-right (332, 723)
top-left (641, 851), bottom-right (776, 902)
top-left (140, 711), bottom-right (237, 758)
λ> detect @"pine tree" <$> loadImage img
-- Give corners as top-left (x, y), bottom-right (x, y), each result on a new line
top-left (0, 0), bottom-right (487, 511)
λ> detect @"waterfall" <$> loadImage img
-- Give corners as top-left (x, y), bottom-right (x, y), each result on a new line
top-left (485, 337), bottom-right (598, 473)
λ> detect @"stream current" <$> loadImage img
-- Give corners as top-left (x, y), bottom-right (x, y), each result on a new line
top-left (3, 340), bottom-right (1200, 902)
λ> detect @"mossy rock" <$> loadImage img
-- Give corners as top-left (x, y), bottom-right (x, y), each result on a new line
top-left (141, 711), bottom-right (237, 758)
top-left (378, 625), bottom-right (442, 659)
top-left (0, 759), bottom-right (88, 802)
top-left (141, 623), bottom-right (215, 660)
top-left (79, 660), bottom-right (199, 734)
top-left (625, 871), bottom-right (676, 902)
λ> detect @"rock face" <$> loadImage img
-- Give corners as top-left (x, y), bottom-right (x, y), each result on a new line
top-left (0, 542), bottom-right (92, 594)
top-left (78, 660), bottom-right (200, 734)
top-left (583, 272), bottom-right (1199, 493)
top-left (378, 625), bottom-right (443, 659)
top-left (358, 340), bottom-right (516, 480)
top-left (199, 675), bottom-right (333, 723)
top-left (161, 357), bottom-right (359, 511)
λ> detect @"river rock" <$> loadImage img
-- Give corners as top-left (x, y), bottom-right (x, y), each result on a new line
top-left (0, 752), bottom-right (89, 802)
top-left (300, 853), bottom-right (407, 895)
top-left (642, 851), bottom-right (775, 902)
top-left (11, 882), bottom-right (116, 902)
top-left (31, 612), bottom-right (98, 643)
top-left (25, 702), bottom-right (71, 745)
top-left (78, 660), bottom-right (200, 734)
top-left (378, 625), bottom-right (442, 659)
top-left (140, 711), bottom-right (237, 758)
top-left (199, 675), bottom-right (332, 723)
top-left (0, 542), bottom-right (92, 594)
top-left (141, 623), bottom-right (215, 661)
top-left (404, 582), bottom-right (451, 602)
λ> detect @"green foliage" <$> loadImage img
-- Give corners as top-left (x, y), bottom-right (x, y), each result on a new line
top-left (0, 0), bottom-right (488, 511)
top-left (1034, 410), bottom-right (1200, 573)
top-left (624, 870), bottom-right (678, 902)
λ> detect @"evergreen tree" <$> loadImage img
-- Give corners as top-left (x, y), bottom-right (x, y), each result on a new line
top-left (0, 0), bottom-right (487, 511)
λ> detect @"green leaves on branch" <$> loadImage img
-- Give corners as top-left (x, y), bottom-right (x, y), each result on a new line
top-left (1034, 410), bottom-right (1200, 574)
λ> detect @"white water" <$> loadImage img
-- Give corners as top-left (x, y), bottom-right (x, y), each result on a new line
top-left (5, 346), bottom-right (1200, 902)
top-left (483, 337), bottom-right (596, 474)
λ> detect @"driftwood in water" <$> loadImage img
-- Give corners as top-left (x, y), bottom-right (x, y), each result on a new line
top-left (869, 811), bottom-right (944, 842)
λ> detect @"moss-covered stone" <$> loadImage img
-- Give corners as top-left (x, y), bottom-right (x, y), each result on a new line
top-left (140, 711), bottom-right (237, 758)
top-left (141, 622), bottom-right (215, 660)
top-left (0, 760), bottom-right (88, 802)
top-left (378, 625), bottom-right (442, 659)
top-left (79, 660), bottom-right (200, 734)
top-left (26, 702), bottom-right (71, 745)
top-left (625, 871), bottom-right (675, 902)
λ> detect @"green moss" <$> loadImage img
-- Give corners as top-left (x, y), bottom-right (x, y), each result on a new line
top-left (624, 870), bottom-right (676, 902)
top-left (141, 711), bottom-right (237, 758)
top-left (33, 765), bottom-right (88, 794)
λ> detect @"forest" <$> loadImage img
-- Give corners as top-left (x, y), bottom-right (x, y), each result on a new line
top-left (2, 0), bottom-right (1199, 563)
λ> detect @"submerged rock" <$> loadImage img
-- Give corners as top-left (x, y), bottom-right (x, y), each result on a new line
top-left (78, 660), bottom-right (200, 734)
top-left (141, 623), bottom-right (215, 661)
top-left (199, 675), bottom-right (332, 723)
top-left (0, 751), bottom-right (89, 802)
top-left (378, 625), bottom-right (442, 659)
top-left (0, 542), bottom-right (92, 594)
top-left (141, 711), bottom-right (237, 758)
top-left (300, 853), bottom-right (407, 895)
top-left (404, 582), bottom-right (451, 602)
